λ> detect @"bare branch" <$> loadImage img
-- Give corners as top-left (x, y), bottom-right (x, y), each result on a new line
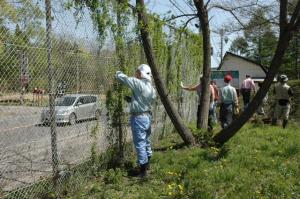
top-left (183, 0), bottom-right (197, 12)
top-left (165, 14), bottom-right (197, 22)
top-left (128, 3), bottom-right (187, 33)
top-left (289, 0), bottom-right (300, 25)
top-left (205, 0), bottom-right (212, 9)
top-left (293, 15), bottom-right (300, 32)
top-left (180, 16), bottom-right (198, 30)
top-left (169, 0), bottom-right (187, 15)
top-left (209, 2), bottom-right (259, 12)
top-left (211, 5), bottom-right (246, 29)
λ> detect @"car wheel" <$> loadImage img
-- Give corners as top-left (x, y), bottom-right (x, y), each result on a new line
top-left (95, 110), bottom-right (101, 120)
top-left (69, 113), bottom-right (76, 125)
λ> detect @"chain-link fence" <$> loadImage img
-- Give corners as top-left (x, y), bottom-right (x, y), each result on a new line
top-left (0, 1), bottom-right (202, 198)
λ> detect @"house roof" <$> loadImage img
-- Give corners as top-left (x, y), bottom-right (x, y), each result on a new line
top-left (217, 52), bottom-right (267, 74)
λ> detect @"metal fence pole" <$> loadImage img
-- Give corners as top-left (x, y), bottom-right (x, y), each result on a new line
top-left (45, 0), bottom-right (59, 183)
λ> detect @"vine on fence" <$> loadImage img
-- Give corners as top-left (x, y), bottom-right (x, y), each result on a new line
top-left (68, 0), bottom-right (205, 164)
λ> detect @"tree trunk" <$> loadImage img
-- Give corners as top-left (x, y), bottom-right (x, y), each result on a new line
top-left (193, 0), bottom-right (211, 129)
top-left (136, 0), bottom-right (196, 145)
top-left (116, 0), bottom-right (127, 161)
top-left (214, 0), bottom-right (300, 145)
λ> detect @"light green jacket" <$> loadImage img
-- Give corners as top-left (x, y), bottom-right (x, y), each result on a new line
top-left (116, 71), bottom-right (156, 113)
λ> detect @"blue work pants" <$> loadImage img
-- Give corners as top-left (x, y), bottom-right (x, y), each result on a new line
top-left (130, 114), bottom-right (152, 165)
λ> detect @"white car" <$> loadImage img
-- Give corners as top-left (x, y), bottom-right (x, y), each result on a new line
top-left (41, 94), bottom-right (101, 125)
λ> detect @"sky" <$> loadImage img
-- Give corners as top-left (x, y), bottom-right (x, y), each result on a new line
top-left (142, 0), bottom-right (237, 68)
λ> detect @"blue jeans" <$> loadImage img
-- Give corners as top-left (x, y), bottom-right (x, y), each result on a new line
top-left (219, 103), bottom-right (233, 129)
top-left (130, 114), bottom-right (152, 165)
top-left (211, 101), bottom-right (218, 124)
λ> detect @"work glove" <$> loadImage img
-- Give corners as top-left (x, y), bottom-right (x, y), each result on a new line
top-left (180, 81), bottom-right (184, 88)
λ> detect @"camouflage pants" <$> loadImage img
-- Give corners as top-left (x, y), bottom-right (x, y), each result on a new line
top-left (274, 103), bottom-right (290, 120)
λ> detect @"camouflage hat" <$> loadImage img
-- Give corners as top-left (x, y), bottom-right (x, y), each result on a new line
top-left (280, 74), bottom-right (288, 82)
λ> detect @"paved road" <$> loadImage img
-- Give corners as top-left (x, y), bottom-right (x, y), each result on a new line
top-left (0, 104), bottom-right (170, 192)
top-left (0, 106), bottom-right (111, 191)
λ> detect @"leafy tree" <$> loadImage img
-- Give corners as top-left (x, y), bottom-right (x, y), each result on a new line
top-left (136, 0), bottom-right (196, 145)
top-left (229, 37), bottom-right (249, 55)
top-left (230, 8), bottom-right (278, 67)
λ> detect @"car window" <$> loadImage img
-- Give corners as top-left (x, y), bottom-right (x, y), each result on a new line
top-left (91, 96), bottom-right (97, 103)
top-left (83, 96), bottom-right (90, 104)
top-left (83, 96), bottom-right (97, 104)
top-left (77, 97), bottom-right (85, 104)
top-left (56, 97), bottom-right (76, 106)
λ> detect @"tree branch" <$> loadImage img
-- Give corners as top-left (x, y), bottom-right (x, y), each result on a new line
top-left (210, 5), bottom-right (246, 29)
top-left (205, 0), bottom-right (212, 9)
top-left (179, 16), bottom-right (198, 30)
top-left (165, 14), bottom-right (197, 22)
top-left (293, 15), bottom-right (300, 32)
top-left (209, 2), bottom-right (259, 12)
top-left (289, 0), bottom-right (300, 25)
top-left (218, 15), bottom-right (279, 35)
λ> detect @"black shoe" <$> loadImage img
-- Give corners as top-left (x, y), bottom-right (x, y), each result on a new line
top-left (283, 119), bottom-right (288, 129)
top-left (140, 163), bottom-right (148, 178)
top-left (147, 156), bottom-right (151, 170)
top-left (128, 167), bottom-right (141, 177)
top-left (271, 118), bottom-right (277, 126)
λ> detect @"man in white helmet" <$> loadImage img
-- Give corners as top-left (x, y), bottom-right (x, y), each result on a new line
top-left (271, 74), bottom-right (293, 128)
top-left (115, 64), bottom-right (156, 177)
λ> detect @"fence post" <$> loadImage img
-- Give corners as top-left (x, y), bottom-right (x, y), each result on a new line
top-left (45, 0), bottom-right (59, 185)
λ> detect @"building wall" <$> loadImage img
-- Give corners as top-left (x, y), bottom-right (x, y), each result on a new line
top-left (220, 55), bottom-right (266, 88)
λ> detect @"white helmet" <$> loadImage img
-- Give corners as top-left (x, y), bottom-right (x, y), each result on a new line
top-left (138, 64), bottom-right (152, 81)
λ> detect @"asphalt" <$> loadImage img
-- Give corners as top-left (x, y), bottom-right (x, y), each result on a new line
top-left (0, 106), bottom-right (110, 191)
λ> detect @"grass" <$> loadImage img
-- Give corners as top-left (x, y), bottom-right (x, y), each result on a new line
top-left (289, 80), bottom-right (300, 122)
top-left (58, 122), bottom-right (300, 199)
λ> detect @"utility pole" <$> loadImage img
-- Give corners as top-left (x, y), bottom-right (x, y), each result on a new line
top-left (220, 28), bottom-right (224, 62)
top-left (45, 0), bottom-right (58, 186)
top-left (212, 28), bottom-right (228, 64)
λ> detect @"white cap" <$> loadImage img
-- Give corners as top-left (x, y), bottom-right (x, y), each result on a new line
top-left (138, 64), bottom-right (152, 81)
top-left (280, 74), bottom-right (288, 82)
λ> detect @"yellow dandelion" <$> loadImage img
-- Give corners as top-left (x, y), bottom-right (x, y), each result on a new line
top-left (211, 147), bottom-right (219, 152)
top-left (178, 184), bottom-right (184, 190)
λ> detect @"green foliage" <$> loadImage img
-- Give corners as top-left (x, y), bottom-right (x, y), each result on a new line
top-left (229, 8), bottom-right (300, 79)
top-left (289, 80), bottom-right (300, 121)
top-left (103, 168), bottom-right (123, 184)
top-left (230, 8), bottom-right (277, 67)
top-left (64, 123), bottom-right (300, 198)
